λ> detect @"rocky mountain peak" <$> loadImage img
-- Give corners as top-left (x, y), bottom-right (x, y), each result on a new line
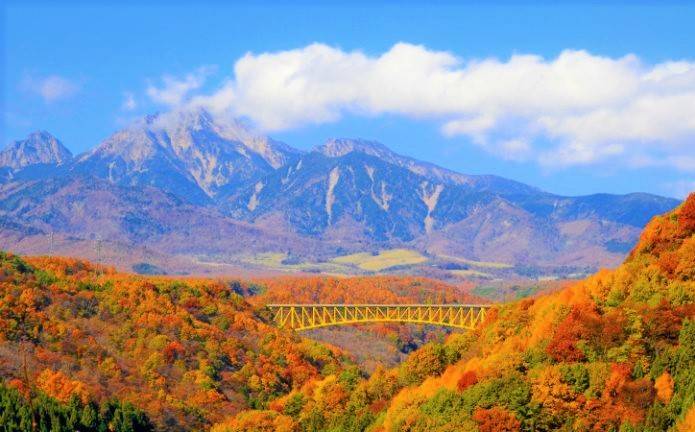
top-left (149, 107), bottom-right (215, 132)
top-left (0, 130), bottom-right (73, 170)
top-left (315, 137), bottom-right (478, 186)
top-left (127, 108), bottom-right (298, 168)
top-left (75, 108), bottom-right (299, 202)
top-left (317, 138), bottom-right (396, 159)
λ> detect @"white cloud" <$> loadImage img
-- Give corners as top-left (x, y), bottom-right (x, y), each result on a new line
top-left (499, 139), bottom-right (532, 161)
top-left (121, 92), bottom-right (137, 111)
top-left (181, 43), bottom-right (695, 171)
top-left (665, 179), bottom-right (695, 199)
top-left (147, 66), bottom-right (214, 107)
top-left (22, 75), bottom-right (79, 103)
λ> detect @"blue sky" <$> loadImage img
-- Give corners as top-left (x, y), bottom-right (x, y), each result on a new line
top-left (3, 2), bottom-right (695, 198)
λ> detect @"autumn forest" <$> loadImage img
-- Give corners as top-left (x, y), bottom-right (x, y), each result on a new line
top-left (0, 193), bottom-right (692, 431)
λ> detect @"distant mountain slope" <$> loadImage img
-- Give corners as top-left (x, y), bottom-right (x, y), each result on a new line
top-left (225, 149), bottom-right (435, 240)
top-left (0, 109), bottom-right (682, 276)
top-left (225, 138), bottom-right (678, 267)
top-left (0, 174), bottom-right (314, 261)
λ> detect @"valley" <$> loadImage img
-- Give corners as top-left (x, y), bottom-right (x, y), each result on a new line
top-left (3, 3), bottom-right (694, 431)
top-left (0, 194), bottom-right (693, 431)
top-left (0, 110), bottom-right (679, 284)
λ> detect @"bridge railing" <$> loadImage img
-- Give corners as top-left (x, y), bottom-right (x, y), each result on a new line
top-left (266, 304), bottom-right (491, 331)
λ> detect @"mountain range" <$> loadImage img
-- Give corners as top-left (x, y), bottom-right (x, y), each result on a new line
top-left (0, 108), bottom-right (681, 279)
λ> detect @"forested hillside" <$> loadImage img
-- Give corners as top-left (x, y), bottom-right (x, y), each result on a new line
top-left (248, 275), bottom-right (477, 305)
top-left (0, 255), bottom-right (354, 430)
top-left (213, 194), bottom-right (695, 431)
top-left (0, 252), bottom-right (473, 431)
top-left (0, 194), bottom-right (693, 431)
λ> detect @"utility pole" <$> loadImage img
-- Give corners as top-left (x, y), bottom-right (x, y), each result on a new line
top-left (48, 231), bottom-right (54, 255)
top-left (94, 235), bottom-right (102, 275)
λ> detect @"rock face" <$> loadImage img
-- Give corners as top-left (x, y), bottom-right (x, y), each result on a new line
top-left (0, 131), bottom-right (72, 170)
top-left (0, 109), bottom-right (682, 274)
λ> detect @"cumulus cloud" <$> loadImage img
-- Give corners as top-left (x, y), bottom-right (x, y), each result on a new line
top-left (182, 43), bottom-right (695, 170)
top-left (22, 75), bottom-right (79, 103)
top-left (147, 66), bottom-right (214, 107)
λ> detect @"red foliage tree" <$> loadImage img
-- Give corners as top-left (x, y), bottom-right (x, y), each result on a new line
top-left (546, 303), bottom-right (627, 362)
top-left (473, 407), bottom-right (521, 432)
top-left (677, 193), bottom-right (695, 237)
top-left (546, 304), bottom-right (597, 362)
top-left (163, 341), bottom-right (185, 362)
top-left (456, 370), bottom-right (478, 391)
top-left (642, 300), bottom-right (688, 343)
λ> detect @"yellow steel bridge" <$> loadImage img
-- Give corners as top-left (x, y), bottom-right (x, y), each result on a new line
top-left (266, 304), bottom-right (491, 331)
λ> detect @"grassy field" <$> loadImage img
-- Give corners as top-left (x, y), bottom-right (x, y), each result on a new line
top-left (473, 284), bottom-right (542, 301)
top-left (450, 269), bottom-right (493, 279)
top-left (213, 249), bottom-right (513, 278)
top-left (331, 248), bottom-right (429, 271)
top-left (237, 252), bottom-right (354, 274)
top-left (245, 252), bottom-right (287, 267)
top-left (437, 254), bottom-right (513, 269)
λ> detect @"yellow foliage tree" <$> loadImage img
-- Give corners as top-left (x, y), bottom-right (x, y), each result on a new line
top-left (210, 410), bottom-right (296, 432)
top-left (678, 405), bottom-right (695, 432)
top-left (35, 368), bottom-right (89, 403)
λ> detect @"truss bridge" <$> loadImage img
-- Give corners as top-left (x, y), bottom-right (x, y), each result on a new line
top-left (266, 304), bottom-right (491, 331)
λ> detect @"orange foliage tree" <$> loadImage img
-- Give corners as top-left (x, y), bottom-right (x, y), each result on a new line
top-left (472, 407), bottom-right (521, 432)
